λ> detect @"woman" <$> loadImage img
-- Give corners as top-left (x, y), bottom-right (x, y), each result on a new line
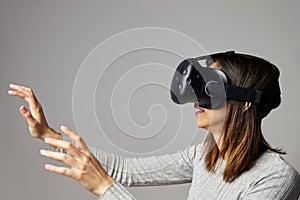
top-left (8, 51), bottom-right (300, 199)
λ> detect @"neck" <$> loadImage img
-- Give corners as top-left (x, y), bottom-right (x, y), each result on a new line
top-left (209, 129), bottom-right (230, 160)
top-left (209, 127), bottom-right (222, 150)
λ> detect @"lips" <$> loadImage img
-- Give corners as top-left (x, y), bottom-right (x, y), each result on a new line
top-left (194, 103), bottom-right (205, 114)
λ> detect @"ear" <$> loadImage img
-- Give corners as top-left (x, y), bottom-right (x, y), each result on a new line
top-left (243, 102), bottom-right (252, 112)
top-left (213, 61), bottom-right (222, 70)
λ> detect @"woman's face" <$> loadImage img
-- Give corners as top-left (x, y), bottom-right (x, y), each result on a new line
top-left (194, 62), bottom-right (228, 135)
top-left (194, 103), bottom-right (227, 133)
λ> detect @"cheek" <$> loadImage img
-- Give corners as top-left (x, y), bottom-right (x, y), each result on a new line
top-left (210, 109), bottom-right (227, 126)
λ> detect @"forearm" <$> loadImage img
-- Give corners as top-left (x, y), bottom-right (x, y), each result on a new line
top-left (59, 135), bottom-right (196, 188)
top-left (90, 146), bottom-right (195, 187)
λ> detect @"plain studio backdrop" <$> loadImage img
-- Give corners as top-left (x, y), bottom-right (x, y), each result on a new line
top-left (0, 1), bottom-right (299, 199)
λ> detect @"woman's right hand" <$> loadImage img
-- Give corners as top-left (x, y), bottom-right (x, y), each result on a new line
top-left (8, 84), bottom-right (61, 140)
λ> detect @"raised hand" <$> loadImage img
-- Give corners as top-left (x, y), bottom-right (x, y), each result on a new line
top-left (8, 84), bottom-right (61, 140)
top-left (40, 125), bottom-right (115, 196)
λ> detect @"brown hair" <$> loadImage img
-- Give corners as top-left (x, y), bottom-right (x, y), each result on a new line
top-left (204, 53), bottom-right (285, 182)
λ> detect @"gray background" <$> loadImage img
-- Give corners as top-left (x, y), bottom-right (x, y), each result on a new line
top-left (0, 0), bottom-right (299, 199)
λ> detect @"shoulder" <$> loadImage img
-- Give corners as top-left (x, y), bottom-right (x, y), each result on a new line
top-left (252, 151), bottom-right (300, 183)
top-left (254, 151), bottom-right (299, 175)
top-left (244, 151), bottom-right (300, 199)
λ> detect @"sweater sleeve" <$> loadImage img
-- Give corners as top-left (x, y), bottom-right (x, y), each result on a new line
top-left (89, 144), bottom-right (200, 187)
top-left (241, 164), bottom-right (300, 200)
top-left (97, 182), bottom-right (136, 200)
top-left (60, 134), bottom-right (200, 199)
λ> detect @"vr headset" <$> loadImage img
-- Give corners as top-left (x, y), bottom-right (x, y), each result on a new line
top-left (170, 51), bottom-right (275, 109)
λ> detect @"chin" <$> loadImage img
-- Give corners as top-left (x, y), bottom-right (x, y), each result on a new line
top-left (198, 126), bottom-right (209, 130)
top-left (196, 121), bottom-right (209, 130)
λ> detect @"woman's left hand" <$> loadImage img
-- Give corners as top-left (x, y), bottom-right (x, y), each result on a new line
top-left (40, 125), bottom-right (115, 196)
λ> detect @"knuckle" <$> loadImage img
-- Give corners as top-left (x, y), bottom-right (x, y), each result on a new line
top-left (61, 168), bottom-right (68, 175)
top-left (30, 120), bottom-right (39, 128)
top-left (80, 158), bottom-right (90, 170)
top-left (77, 172), bottom-right (84, 180)
top-left (28, 88), bottom-right (34, 95)
top-left (36, 104), bottom-right (43, 113)
top-left (80, 164), bottom-right (88, 171)
top-left (74, 135), bottom-right (82, 141)
top-left (86, 152), bottom-right (93, 158)
top-left (82, 156), bottom-right (89, 164)
top-left (65, 142), bottom-right (72, 150)
top-left (58, 153), bottom-right (66, 160)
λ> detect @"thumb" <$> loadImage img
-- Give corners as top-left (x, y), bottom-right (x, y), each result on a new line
top-left (20, 105), bottom-right (38, 127)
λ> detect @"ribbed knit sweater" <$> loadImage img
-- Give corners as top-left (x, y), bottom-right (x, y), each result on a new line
top-left (88, 143), bottom-right (300, 200)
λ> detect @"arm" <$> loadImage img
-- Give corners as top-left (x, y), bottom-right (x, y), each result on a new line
top-left (8, 84), bottom-right (115, 197)
top-left (89, 144), bottom-right (197, 187)
top-left (58, 134), bottom-right (197, 199)
top-left (8, 83), bottom-right (195, 199)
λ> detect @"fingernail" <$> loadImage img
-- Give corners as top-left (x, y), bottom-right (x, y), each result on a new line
top-left (45, 164), bottom-right (52, 170)
top-left (40, 149), bottom-right (46, 155)
top-left (9, 84), bottom-right (16, 88)
top-left (44, 138), bottom-right (52, 143)
top-left (21, 107), bottom-right (27, 113)
top-left (60, 125), bottom-right (67, 130)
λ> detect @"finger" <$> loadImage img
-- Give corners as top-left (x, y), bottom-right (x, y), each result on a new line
top-left (9, 83), bottom-right (31, 93)
top-left (44, 164), bottom-right (76, 179)
top-left (9, 84), bottom-right (41, 111)
top-left (60, 125), bottom-right (89, 152)
top-left (9, 84), bottom-right (31, 96)
top-left (40, 149), bottom-right (78, 167)
top-left (19, 105), bottom-right (38, 127)
top-left (44, 138), bottom-right (82, 158)
top-left (8, 90), bottom-right (26, 99)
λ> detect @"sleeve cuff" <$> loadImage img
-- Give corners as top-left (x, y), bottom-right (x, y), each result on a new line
top-left (98, 182), bottom-right (135, 200)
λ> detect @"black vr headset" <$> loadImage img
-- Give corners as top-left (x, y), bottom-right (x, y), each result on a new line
top-left (170, 51), bottom-right (277, 109)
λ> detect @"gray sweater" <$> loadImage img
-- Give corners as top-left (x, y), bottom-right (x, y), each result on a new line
top-left (88, 144), bottom-right (300, 200)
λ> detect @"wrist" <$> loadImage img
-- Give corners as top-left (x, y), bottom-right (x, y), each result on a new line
top-left (95, 176), bottom-right (115, 197)
top-left (40, 127), bottom-right (62, 141)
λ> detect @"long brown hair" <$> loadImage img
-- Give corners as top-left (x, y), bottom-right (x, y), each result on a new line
top-left (204, 52), bottom-right (285, 182)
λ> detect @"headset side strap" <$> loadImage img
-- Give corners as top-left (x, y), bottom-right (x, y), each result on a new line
top-left (226, 85), bottom-right (263, 104)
